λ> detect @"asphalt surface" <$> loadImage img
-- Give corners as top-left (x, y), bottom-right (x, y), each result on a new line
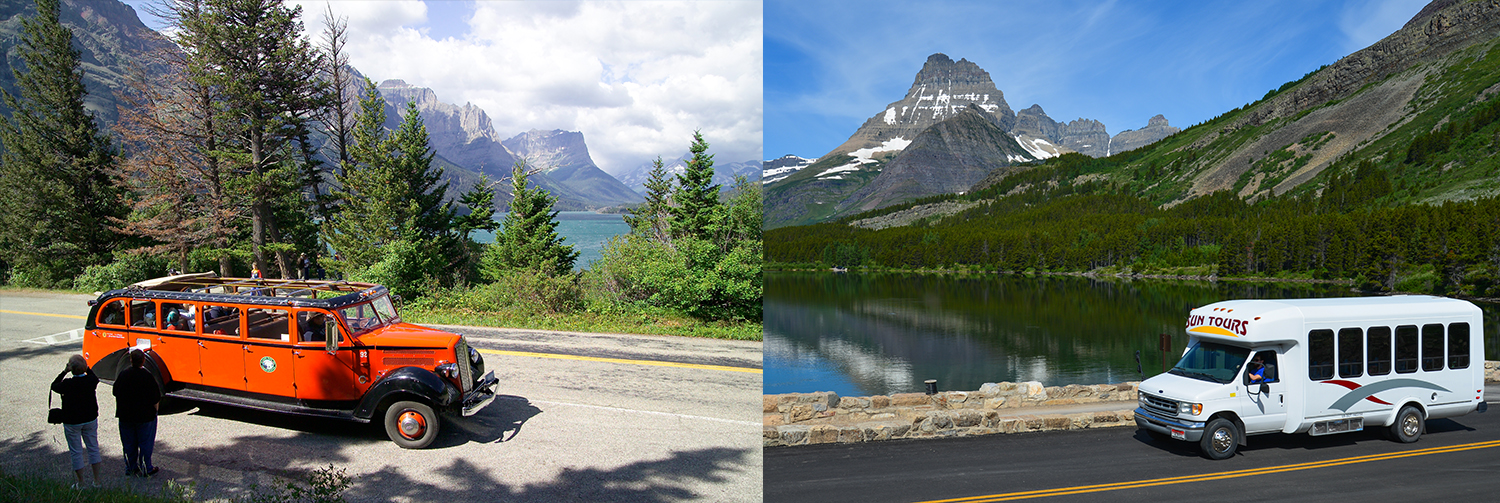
top-left (765, 384), bottom-right (1500, 503)
top-left (0, 290), bottom-right (764, 502)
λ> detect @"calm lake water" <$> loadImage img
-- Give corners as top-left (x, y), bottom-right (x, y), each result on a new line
top-left (764, 271), bottom-right (1500, 397)
top-left (474, 211), bottom-right (630, 270)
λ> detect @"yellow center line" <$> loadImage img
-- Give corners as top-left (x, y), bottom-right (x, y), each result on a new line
top-left (919, 440), bottom-right (1500, 502)
top-left (477, 348), bottom-right (761, 374)
top-left (0, 309), bottom-right (86, 320)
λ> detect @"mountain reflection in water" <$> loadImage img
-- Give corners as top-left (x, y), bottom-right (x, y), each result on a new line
top-left (764, 272), bottom-right (1500, 396)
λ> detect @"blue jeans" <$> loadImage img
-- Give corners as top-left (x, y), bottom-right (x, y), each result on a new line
top-left (119, 420), bottom-right (157, 474)
top-left (63, 420), bottom-right (101, 471)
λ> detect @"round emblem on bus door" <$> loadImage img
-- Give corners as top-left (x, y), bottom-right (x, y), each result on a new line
top-left (260, 356), bottom-right (277, 373)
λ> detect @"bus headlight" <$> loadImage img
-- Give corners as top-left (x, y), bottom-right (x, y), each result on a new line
top-left (436, 363), bottom-right (459, 378)
top-left (1179, 402), bottom-right (1202, 415)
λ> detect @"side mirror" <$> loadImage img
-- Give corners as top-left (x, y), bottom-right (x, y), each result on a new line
top-left (1259, 383), bottom-right (1270, 395)
top-left (324, 318), bottom-right (338, 353)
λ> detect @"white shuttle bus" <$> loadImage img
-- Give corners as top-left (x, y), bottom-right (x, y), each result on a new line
top-left (1134, 295), bottom-right (1488, 459)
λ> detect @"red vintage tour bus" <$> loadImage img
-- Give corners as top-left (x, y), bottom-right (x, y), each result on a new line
top-left (82, 273), bottom-right (498, 448)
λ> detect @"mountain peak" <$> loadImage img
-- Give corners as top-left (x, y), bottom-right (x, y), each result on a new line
top-left (911, 53), bottom-right (992, 90)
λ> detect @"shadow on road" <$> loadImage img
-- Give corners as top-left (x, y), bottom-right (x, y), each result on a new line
top-left (343, 447), bottom-right (755, 502)
top-left (1132, 417), bottom-right (1479, 458)
top-left (436, 395), bottom-right (541, 447)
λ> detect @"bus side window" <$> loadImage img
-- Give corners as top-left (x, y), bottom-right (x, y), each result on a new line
top-left (1337, 327), bottom-right (1362, 378)
top-left (1447, 323), bottom-right (1470, 370)
top-left (1308, 329), bottom-right (1334, 380)
top-left (1421, 324), bottom-right (1444, 372)
top-left (98, 300), bottom-right (127, 327)
top-left (1395, 325), bottom-right (1418, 374)
top-left (296, 311), bottom-right (336, 343)
top-left (1367, 326), bottom-right (1391, 376)
top-left (130, 299), bottom-right (157, 328)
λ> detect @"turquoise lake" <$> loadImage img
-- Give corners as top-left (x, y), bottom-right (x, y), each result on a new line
top-left (473, 211), bottom-right (630, 270)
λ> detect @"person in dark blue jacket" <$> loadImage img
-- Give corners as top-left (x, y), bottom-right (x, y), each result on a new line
top-left (113, 349), bottom-right (161, 477)
top-left (52, 354), bottom-right (102, 487)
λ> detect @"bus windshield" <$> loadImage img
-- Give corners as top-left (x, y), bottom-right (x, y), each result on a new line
top-left (339, 295), bottom-right (400, 336)
top-left (1168, 341), bottom-right (1250, 384)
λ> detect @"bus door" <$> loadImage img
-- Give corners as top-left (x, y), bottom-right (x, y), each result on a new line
top-left (291, 310), bottom-right (360, 402)
top-left (1239, 349), bottom-right (1287, 434)
top-left (243, 307), bottom-right (297, 395)
top-left (199, 304), bottom-right (246, 390)
top-left (152, 302), bottom-right (200, 386)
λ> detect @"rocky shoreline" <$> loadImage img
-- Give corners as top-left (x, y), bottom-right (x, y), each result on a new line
top-left (765, 361), bottom-right (1500, 448)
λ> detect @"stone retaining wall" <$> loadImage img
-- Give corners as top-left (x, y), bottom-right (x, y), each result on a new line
top-left (765, 361), bottom-right (1500, 448)
top-left (763, 381), bottom-right (1141, 447)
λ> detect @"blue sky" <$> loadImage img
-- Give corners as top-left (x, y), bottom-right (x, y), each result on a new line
top-left (767, 0), bottom-right (1430, 159)
top-left (119, 0), bottom-right (763, 174)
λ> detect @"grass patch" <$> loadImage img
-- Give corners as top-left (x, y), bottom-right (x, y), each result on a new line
top-left (0, 469), bottom-right (193, 502)
top-left (402, 305), bottom-right (761, 341)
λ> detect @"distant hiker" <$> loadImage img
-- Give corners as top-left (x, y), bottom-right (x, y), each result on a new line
top-left (114, 349), bottom-right (161, 477)
top-left (52, 355), bottom-right (103, 488)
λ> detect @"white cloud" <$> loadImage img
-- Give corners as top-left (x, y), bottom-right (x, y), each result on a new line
top-left (293, 0), bottom-right (762, 175)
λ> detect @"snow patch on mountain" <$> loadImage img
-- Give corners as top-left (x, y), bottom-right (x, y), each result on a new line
top-left (814, 137), bottom-right (912, 180)
top-left (1015, 135), bottom-right (1061, 160)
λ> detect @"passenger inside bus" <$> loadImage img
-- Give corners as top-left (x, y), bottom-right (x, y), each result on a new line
top-left (1248, 352), bottom-right (1278, 383)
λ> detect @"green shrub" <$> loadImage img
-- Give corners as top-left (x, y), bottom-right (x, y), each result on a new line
top-left (587, 235), bottom-right (761, 322)
top-left (348, 239), bottom-right (446, 299)
top-left (74, 252), bottom-right (171, 293)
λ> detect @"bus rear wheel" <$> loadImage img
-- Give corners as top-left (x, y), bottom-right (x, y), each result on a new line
top-left (1200, 418), bottom-right (1239, 460)
top-left (1390, 405), bottom-right (1423, 443)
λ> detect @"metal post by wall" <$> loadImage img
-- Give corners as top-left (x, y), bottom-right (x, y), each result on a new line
top-left (1160, 333), bottom-right (1171, 373)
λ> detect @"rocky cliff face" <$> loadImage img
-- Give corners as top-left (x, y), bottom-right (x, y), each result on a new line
top-left (0, 0), bottom-right (175, 124)
top-left (375, 80), bottom-right (640, 209)
top-left (1014, 104), bottom-right (1063, 141)
top-left (503, 129), bottom-right (643, 208)
top-left (1109, 115), bottom-right (1179, 154)
top-left (827, 53), bottom-right (1017, 157)
top-left (377, 79), bottom-right (518, 178)
top-left (1234, 0), bottom-right (1500, 130)
top-left (1060, 119), bottom-right (1110, 157)
top-left (842, 103), bottom-right (1034, 212)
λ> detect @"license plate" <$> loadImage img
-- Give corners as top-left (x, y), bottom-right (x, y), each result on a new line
top-left (1170, 428), bottom-right (1186, 440)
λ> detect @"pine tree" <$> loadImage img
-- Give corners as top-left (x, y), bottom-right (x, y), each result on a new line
top-left (624, 156), bottom-right (673, 242)
top-left (175, 0), bottom-right (324, 278)
top-left (670, 131), bottom-right (719, 240)
top-left (0, 0), bottom-right (123, 286)
top-left (323, 82), bottom-right (457, 278)
top-left (482, 161), bottom-right (578, 279)
top-left (324, 79), bottom-right (400, 272)
top-left (389, 100), bottom-right (453, 241)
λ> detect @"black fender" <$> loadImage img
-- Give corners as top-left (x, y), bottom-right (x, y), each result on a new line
top-left (92, 347), bottom-right (173, 393)
top-left (353, 367), bottom-right (460, 421)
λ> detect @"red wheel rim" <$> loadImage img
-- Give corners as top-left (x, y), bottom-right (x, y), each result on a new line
top-left (398, 410), bottom-right (427, 440)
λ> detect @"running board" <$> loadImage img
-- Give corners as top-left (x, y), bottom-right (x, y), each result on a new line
top-left (170, 389), bottom-right (369, 423)
top-left (1309, 417), bottom-right (1363, 436)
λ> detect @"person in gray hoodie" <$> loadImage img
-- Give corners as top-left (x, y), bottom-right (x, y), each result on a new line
top-left (52, 354), bottom-right (102, 487)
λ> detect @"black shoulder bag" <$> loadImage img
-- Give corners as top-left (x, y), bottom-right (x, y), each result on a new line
top-left (47, 389), bottom-right (63, 424)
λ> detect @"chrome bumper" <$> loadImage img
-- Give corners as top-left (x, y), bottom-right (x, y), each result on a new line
top-left (1134, 407), bottom-right (1206, 442)
top-left (461, 371), bottom-right (499, 417)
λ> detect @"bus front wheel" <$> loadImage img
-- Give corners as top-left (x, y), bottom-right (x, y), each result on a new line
top-left (1200, 418), bottom-right (1239, 460)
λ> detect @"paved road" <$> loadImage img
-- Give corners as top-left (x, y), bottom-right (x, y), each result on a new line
top-left (765, 384), bottom-right (1500, 503)
top-left (0, 290), bottom-right (763, 502)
